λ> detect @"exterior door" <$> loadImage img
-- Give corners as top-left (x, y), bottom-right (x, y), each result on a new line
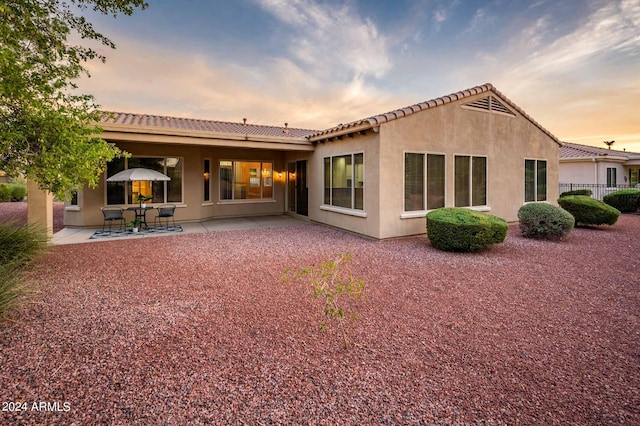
top-left (287, 161), bottom-right (308, 216)
top-left (296, 160), bottom-right (308, 216)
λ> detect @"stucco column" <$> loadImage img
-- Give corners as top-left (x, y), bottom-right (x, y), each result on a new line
top-left (27, 179), bottom-right (54, 240)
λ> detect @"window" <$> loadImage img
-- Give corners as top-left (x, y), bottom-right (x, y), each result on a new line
top-left (323, 153), bottom-right (364, 210)
top-left (607, 167), bottom-right (617, 188)
top-left (404, 153), bottom-right (445, 212)
top-left (525, 159), bottom-right (547, 202)
top-left (106, 157), bottom-right (183, 205)
top-left (203, 159), bottom-right (211, 202)
top-left (455, 155), bottom-right (487, 207)
top-left (630, 169), bottom-right (639, 187)
top-left (70, 191), bottom-right (78, 206)
top-left (219, 161), bottom-right (274, 200)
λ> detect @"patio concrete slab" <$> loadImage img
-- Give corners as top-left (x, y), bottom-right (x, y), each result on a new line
top-left (51, 215), bottom-right (310, 245)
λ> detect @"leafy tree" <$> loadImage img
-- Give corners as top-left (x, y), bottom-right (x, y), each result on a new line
top-left (0, 0), bottom-right (147, 198)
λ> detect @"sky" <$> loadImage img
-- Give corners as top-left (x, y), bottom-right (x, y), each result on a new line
top-left (76, 0), bottom-right (640, 151)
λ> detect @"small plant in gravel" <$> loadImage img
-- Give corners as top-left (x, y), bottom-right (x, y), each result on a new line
top-left (426, 207), bottom-right (508, 252)
top-left (0, 223), bottom-right (48, 322)
top-left (557, 195), bottom-right (620, 226)
top-left (518, 203), bottom-right (575, 240)
top-left (282, 253), bottom-right (366, 349)
top-left (603, 189), bottom-right (640, 213)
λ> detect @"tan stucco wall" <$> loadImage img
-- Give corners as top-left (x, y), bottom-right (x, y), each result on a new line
top-left (309, 132), bottom-right (382, 238)
top-left (375, 94), bottom-right (559, 238)
top-left (27, 180), bottom-right (54, 239)
top-left (559, 160), bottom-right (597, 184)
top-left (299, 95), bottom-right (558, 239)
top-left (65, 141), bottom-right (290, 227)
top-left (66, 94), bottom-right (560, 240)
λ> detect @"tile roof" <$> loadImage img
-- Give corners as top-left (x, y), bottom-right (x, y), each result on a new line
top-left (98, 83), bottom-right (560, 145)
top-left (560, 142), bottom-right (640, 159)
top-left (307, 83), bottom-right (560, 144)
top-left (99, 111), bottom-right (317, 139)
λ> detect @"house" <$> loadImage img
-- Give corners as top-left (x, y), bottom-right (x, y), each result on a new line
top-left (64, 83), bottom-right (561, 239)
top-left (560, 142), bottom-right (640, 199)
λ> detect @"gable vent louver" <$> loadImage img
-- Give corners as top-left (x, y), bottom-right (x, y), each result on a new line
top-left (464, 95), bottom-right (515, 116)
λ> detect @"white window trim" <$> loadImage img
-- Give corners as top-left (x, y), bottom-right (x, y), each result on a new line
top-left (322, 151), bottom-right (365, 213)
top-left (454, 154), bottom-right (489, 208)
top-left (402, 150), bottom-right (447, 215)
top-left (320, 205), bottom-right (367, 217)
top-left (606, 167), bottom-right (617, 189)
top-left (217, 199), bottom-right (277, 205)
top-left (219, 160), bottom-right (275, 202)
top-left (524, 158), bottom-right (548, 202)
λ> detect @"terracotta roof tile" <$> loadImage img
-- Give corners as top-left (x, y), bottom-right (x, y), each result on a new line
top-left (99, 111), bottom-right (317, 138)
top-left (308, 83), bottom-right (560, 144)
top-left (560, 142), bottom-right (640, 159)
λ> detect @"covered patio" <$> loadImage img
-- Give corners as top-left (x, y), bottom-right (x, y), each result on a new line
top-left (51, 214), bottom-right (309, 245)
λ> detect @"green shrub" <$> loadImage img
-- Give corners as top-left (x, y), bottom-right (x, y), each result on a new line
top-left (559, 189), bottom-right (592, 197)
top-left (10, 184), bottom-right (26, 202)
top-left (603, 189), bottom-right (640, 213)
top-left (426, 208), bottom-right (508, 252)
top-left (0, 223), bottom-right (48, 321)
top-left (0, 184), bottom-right (12, 202)
top-left (518, 203), bottom-right (574, 239)
top-left (557, 196), bottom-right (620, 226)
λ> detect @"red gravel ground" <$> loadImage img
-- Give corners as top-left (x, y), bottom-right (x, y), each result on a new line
top-left (1, 216), bottom-right (639, 424)
top-left (0, 202), bottom-right (65, 233)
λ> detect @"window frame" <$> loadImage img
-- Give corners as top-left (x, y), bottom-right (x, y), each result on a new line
top-left (454, 154), bottom-right (488, 209)
top-left (401, 151), bottom-right (446, 219)
top-left (105, 156), bottom-right (184, 206)
top-left (524, 158), bottom-right (548, 203)
top-left (218, 160), bottom-right (276, 203)
top-left (321, 151), bottom-right (366, 217)
top-left (203, 158), bottom-right (212, 204)
top-left (606, 167), bottom-right (617, 188)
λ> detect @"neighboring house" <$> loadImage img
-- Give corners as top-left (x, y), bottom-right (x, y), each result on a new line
top-left (65, 83), bottom-right (561, 239)
top-left (560, 142), bottom-right (640, 199)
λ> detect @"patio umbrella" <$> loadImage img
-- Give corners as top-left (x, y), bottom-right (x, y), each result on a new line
top-left (106, 168), bottom-right (171, 208)
top-left (106, 168), bottom-right (171, 183)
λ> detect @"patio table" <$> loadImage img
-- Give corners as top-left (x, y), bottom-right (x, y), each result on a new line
top-left (126, 206), bottom-right (155, 229)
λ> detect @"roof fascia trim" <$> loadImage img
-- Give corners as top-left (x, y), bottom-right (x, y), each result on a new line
top-left (100, 122), bottom-right (311, 145)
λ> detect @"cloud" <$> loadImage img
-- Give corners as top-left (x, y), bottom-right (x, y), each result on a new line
top-left (254, 0), bottom-right (391, 80)
top-left (77, 36), bottom-right (394, 130)
top-left (501, 1), bottom-right (640, 91)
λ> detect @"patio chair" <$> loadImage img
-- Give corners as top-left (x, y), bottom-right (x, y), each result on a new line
top-left (154, 204), bottom-right (176, 230)
top-left (101, 207), bottom-right (125, 234)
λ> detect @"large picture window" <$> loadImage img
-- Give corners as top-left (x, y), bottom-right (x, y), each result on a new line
top-left (219, 160), bottom-right (274, 200)
top-left (455, 155), bottom-right (487, 207)
top-left (323, 153), bottom-right (364, 210)
top-left (525, 159), bottom-right (547, 202)
top-left (106, 157), bottom-right (183, 205)
top-left (404, 153), bottom-right (445, 212)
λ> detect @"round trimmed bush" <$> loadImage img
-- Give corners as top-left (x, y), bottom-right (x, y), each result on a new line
top-left (559, 189), bottom-right (592, 198)
top-left (10, 184), bottom-right (26, 202)
top-left (0, 185), bottom-right (12, 203)
top-left (603, 189), bottom-right (640, 213)
top-left (557, 195), bottom-right (620, 226)
top-left (426, 207), bottom-right (508, 252)
top-left (518, 203), bottom-right (574, 239)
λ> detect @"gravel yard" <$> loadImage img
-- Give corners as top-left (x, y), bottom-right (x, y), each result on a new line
top-left (0, 202), bottom-right (65, 233)
top-left (1, 215), bottom-right (639, 424)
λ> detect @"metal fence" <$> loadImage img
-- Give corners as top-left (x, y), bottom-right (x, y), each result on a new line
top-left (559, 183), bottom-right (640, 200)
